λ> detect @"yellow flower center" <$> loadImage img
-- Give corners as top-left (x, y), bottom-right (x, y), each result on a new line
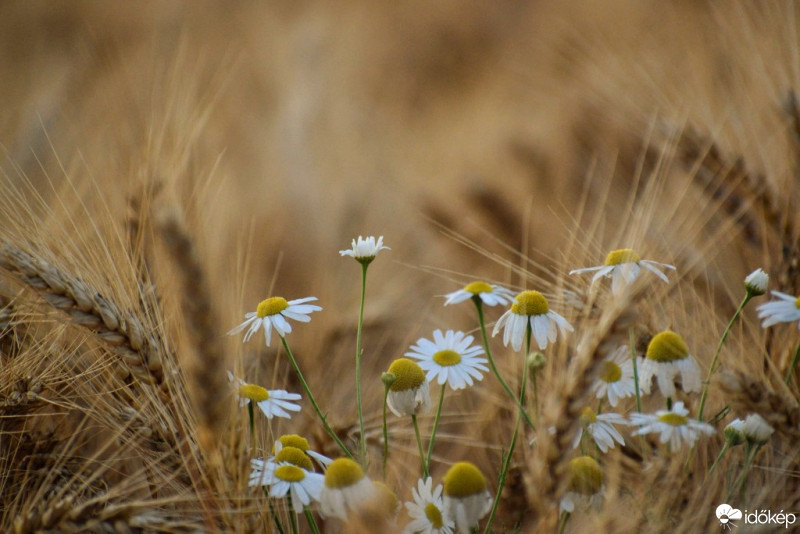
top-left (567, 456), bottom-right (603, 495)
top-left (424, 502), bottom-right (444, 528)
top-left (387, 358), bottom-right (425, 392)
top-left (646, 330), bottom-right (689, 362)
top-left (464, 281), bottom-right (493, 294)
top-left (433, 349), bottom-right (462, 367)
top-left (325, 458), bottom-right (365, 489)
top-left (443, 461), bottom-right (487, 498)
top-left (604, 248), bottom-right (641, 266)
top-left (599, 360), bottom-right (622, 383)
top-left (238, 384), bottom-right (270, 402)
top-left (274, 464), bottom-right (306, 483)
top-left (277, 434), bottom-right (310, 452)
top-left (274, 446), bottom-right (313, 471)
top-left (256, 297), bottom-right (289, 318)
top-left (658, 413), bottom-right (688, 426)
top-left (510, 291), bottom-right (549, 316)
top-left (795, 296), bottom-right (800, 309)
top-left (579, 407), bottom-right (597, 426)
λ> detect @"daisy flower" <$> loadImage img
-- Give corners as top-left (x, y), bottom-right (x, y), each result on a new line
top-left (274, 434), bottom-right (333, 470)
top-left (405, 330), bottom-right (488, 390)
top-left (723, 418), bottom-right (746, 447)
top-left (339, 235), bottom-right (389, 263)
top-left (404, 477), bottom-right (455, 534)
top-left (385, 358), bottom-right (431, 416)
top-left (757, 290), bottom-right (800, 329)
top-left (744, 268), bottom-right (769, 296)
top-left (442, 462), bottom-right (492, 534)
top-left (227, 296), bottom-right (321, 346)
top-left (251, 446), bottom-right (325, 513)
top-left (227, 371), bottom-right (301, 419)
top-left (443, 281), bottom-right (515, 307)
top-left (741, 413), bottom-right (774, 445)
top-left (637, 330), bottom-right (701, 397)
top-left (591, 346), bottom-right (637, 407)
top-left (320, 458), bottom-right (376, 520)
top-left (560, 456), bottom-right (604, 514)
top-left (569, 248), bottom-right (675, 294)
top-left (572, 407), bottom-right (626, 453)
top-left (629, 401), bottom-right (714, 450)
top-left (492, 290), bottom-right (574, 351)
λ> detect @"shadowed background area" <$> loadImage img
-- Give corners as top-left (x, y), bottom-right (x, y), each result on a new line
top-left (1, 1), bottom-right (799, 532)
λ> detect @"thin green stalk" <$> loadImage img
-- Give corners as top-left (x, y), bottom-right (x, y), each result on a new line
top-left (707, 441), bottom-right (731, 478)
top-left (473, 299), bottom-right (535, 429)
top-left (785, 340), bottom-right (800, 384)
top-left (484, 328), bottom-right (531, 533)
top-left (699, 293), bottom-right (752, 421)
top-left (247, 400), bottom-right (256, 452)
top-left (304, 508), bottom-right (320, 534)
top-left (381, 379), bottom-right (392, 480)
top-left (266, 491), bottom-right (286, 534)
top-left (280, 336), bottom-right (355, 460)
top-left (730, 443), bottom-right (761, 502)
top-left (355, 261), bottom-right (370, 466)
top-left (411, 414), bottom-right (429, 478)
top-left (287, 500), bottom-right (299, 534)
top-left (557, 511), bottom-right (571, 534)
top-left (628, 329), bottom-right (642, 413)
top-left (425, 385), bottom-right (447, 473)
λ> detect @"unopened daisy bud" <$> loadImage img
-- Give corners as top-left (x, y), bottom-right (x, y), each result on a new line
top-left (741, 413), bottom-right (774, 445)
top-left (381, 372), bottom-right (396, 388)
top-left (527, 351), bottom-right (547, 372)
top-left (723, 419), bottom-right (746, 447)
top-left (385, 358), bottom-right (431, 416)
top-left (744, 268), bottom-right (769, 296)
top-left (339, 235), bottom-right (389, 264)
top-left (320, 458), bottom-right (376, 520)
top-left (443, 461), bottom-right (493, 534)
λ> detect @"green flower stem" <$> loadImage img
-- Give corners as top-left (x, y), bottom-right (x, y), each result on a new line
top-left (411, 414), bottom-right (429, 478)
top-left (699, 293), bottom-right (753, 421)
top-left (247, 400), bottom-right (256, 452)
top-left (484, 328), bottom-right (531, 533)
top-left (287, 499), bottom-right (299, 534)
top-left (628, 329), bottom-right (642, 413)
top-left (557, 511), bottom-right (571, 534)
top-left (381, 382), bottom-right (391, 480)
top-left (707, 441), bottom-right (731, 478)
top-left (785, 340), bottom-right (800, 384)
top-left (304, 508), bottom-right (320, 534)
top-left (266, 491), bottom-right (286, 534)
top-left (355, 261), bottom-right (370, 467)
top-left (425, 385), bottom-right (447, 473)
top-left (473, 298), bottom-right (535, 429)
top-left (730, 443), bottom-right (761, 502)
top-left (280, 336), bottom-right (355, 460)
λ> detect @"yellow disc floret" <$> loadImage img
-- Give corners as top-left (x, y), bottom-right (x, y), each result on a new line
top-left (599, 360), bottom-right (622, 383)
top-left (387, 358), bottom-right (425, 392)
top-left (238, 384), bottom-right (270, 402)
top-left (658, 412), bottom-right (689, 426)
top-left (443, 461), bottom-right (487, 498)
top-left (425, 502), bottom-right (444, 528)
top-left (433, 349), bottom-right (462, 367)
top-left (274, 464), bottom-right (306, 483)
top-left (278, 434), bottom-right (310, 452)
top-left (257, 297), bottom-right (289, 318)
top-left (464, 281), bottom-right (493, 294)
top-left (274, 446), bottom-right (314, 471)
top-left (567, 456), bottom-right (603, 495)
top-left (510, 290), bottom-right (549, 316)
top-left (604, 248), bottom-right (641, 266)
top-left (579, 407), bottom-right (598, 426)
top-left (325, 458), bottom-right (365, 489)
top-left (795, 296), bottom-right (800, 309)
top-left (646, 330), bottom-right (689, 363)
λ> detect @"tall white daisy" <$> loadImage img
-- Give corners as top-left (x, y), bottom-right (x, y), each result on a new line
top-left (591, 346), bottom-right (637, 407)
top-left (569, 248), bottom-right (675, 294)
top-left (227, 371), bottom-right (301, 419)
top-left (320, 458), bottom-right (376, 520)
top-left (385, 358), bottom-right (431, 416)
top-left (251, 446), bottom-right (324, 514)
top-left (405, 330), bottom-right (488, 390)
top-left (757, 290), bottom-right (800, 329)
top-left (442, 462), bottom-right (492, 534)
top-left (227, 296), bottom-right (321, 346)
top-left (629, 401), bottom-right (714, 450)
top-left (572, 407), bottom-right (626, 453)
top-left (443, 281), bottom-right (515, 307)
top-left (492, 290), bottom-right (574, 351)
top-left (638, 330), bottom-right (701, 397)
top-left (404, 477), bottom-right (455, 534)
top-left (339, 235), bottom-right (389, 263)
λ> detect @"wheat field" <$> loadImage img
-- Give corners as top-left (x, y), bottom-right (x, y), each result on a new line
top-left (1, 1), bottom-right (799, 532)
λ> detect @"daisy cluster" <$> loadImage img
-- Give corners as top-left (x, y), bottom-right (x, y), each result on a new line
top-left (224, 238), bottom-right (783, 532)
